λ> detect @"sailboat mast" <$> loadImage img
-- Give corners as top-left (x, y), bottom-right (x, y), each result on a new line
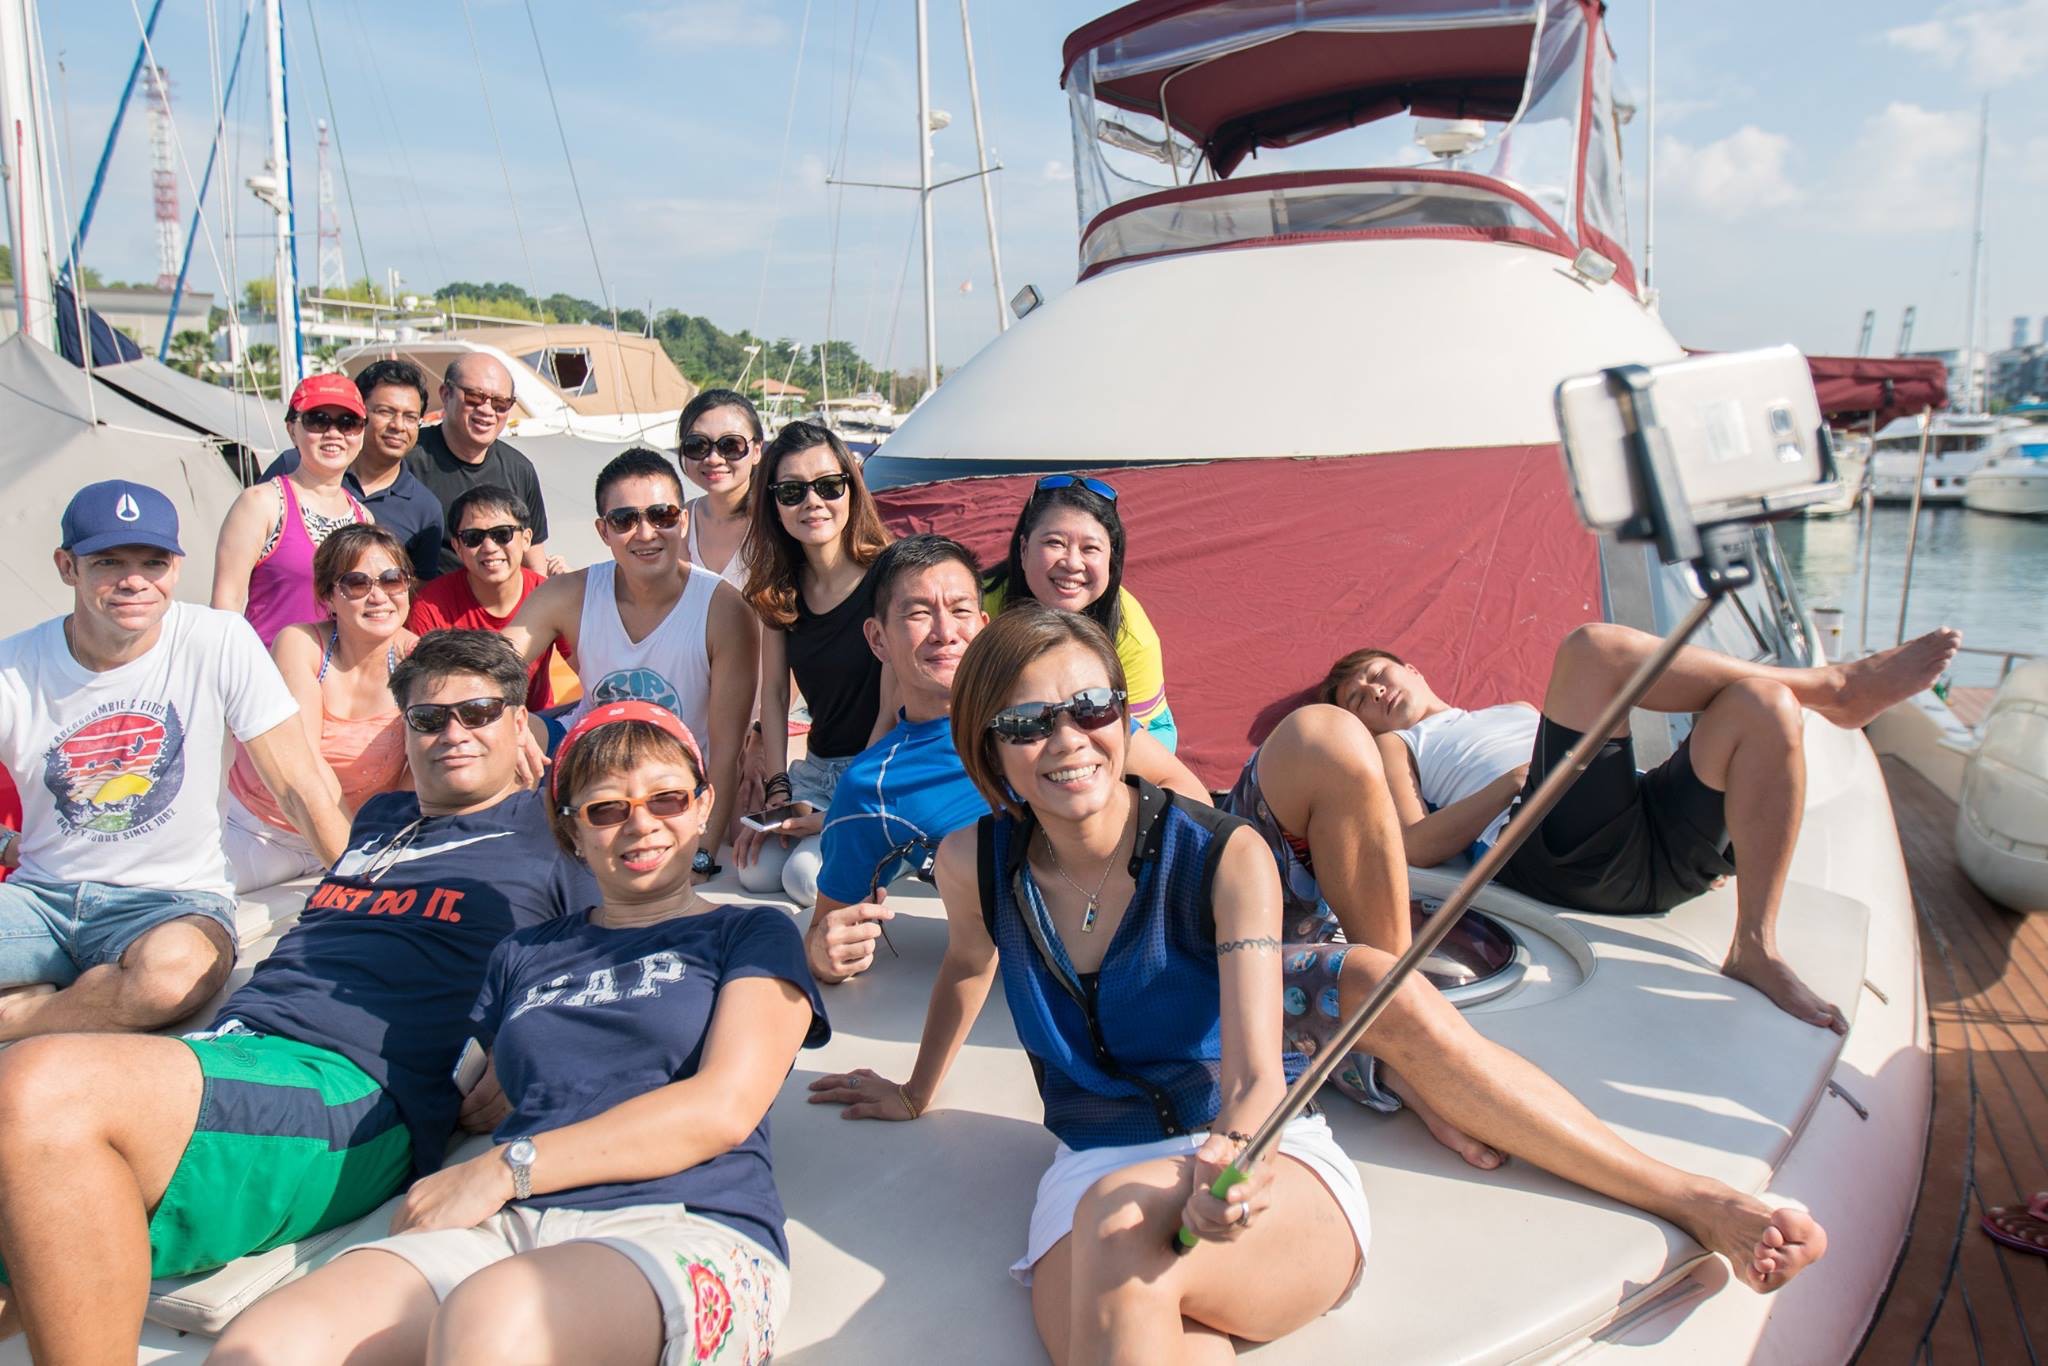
top-left (1961, 93), bottom-right (1988, 414)
top-left (958, 0), bottom-right (1006, 333)
top-left (263, 0), bottom-right (300, 394)
top-left (0, 0), bottom-right (57, 347)
top-left (915, 0), bottom-right (937, 394)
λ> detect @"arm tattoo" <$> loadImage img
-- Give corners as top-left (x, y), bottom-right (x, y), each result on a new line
top-left (1217, 936), bottom-right (1281, 954)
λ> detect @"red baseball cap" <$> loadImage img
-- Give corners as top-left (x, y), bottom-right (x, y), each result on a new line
top-left (551, 700), bottom-right (706, 799)
top-left (287, 372), bottom-right (366, 418)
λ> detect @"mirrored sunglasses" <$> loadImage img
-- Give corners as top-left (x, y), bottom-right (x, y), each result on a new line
top-left (1035, 473), bottom-right (1118, 502)
top-left (601, 503), bottom-right (684, 534)
top-left (402, 696), bottom-right (510, 734)
top-left (988, 687), bottom-right (1128, 745)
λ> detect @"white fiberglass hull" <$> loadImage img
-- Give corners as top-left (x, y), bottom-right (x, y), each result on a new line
top-left (1963, 467), bottom-right (2048, 517)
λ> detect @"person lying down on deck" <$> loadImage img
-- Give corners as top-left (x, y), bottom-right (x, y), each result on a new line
top-left (1325, 622), bottom-right (1963, 1032)
top-left (0, 632), bottom-right (594, 1363)
top-left (811, 606), bottom-right (1828, 1362)
top-left (214, 701), bottom-right (829, 1365)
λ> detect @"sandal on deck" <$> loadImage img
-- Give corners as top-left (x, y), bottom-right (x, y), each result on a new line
top-left (1980, 1193), bottom-right (2048, 1257)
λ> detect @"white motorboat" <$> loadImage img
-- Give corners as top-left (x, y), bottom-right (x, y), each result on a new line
top-left (1868, 412), bottom-right (2031, 504)
top-left (1963, 429), bottom-right (2048, 516)
top-left (1804, 435), bottom-right (1867, 517)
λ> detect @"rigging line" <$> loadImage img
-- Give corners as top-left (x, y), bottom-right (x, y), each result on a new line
top-left (518, 0), bottom-right (641, 421)
top-left (298, 0), bottom-right (374, 301)
top-left (160, 3), bottom-right (254, 360)
top-left (32, 15), bottom-right (98, 419)
top-left (343, 0), bottom-right (441, 287)
top-left (741, 0), bottom-right (815, 382)
top-left (878, 204), bottom-right (919, 391)
top-left (121, 0), bottom-right (283, 442)
top-left (452, 0), bottom-right (554, 379)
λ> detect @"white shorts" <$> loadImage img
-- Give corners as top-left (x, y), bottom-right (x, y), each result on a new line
top-left (1009, 1112), bottom-right (1370, 1305)
top-left (352, 1203), bottom-right (790, 1366)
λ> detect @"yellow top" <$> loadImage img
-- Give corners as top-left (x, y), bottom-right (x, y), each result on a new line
top-left (983, 580), bottom-right (1178, 751)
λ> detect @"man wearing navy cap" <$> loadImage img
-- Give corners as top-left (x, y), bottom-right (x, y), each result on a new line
top-left (0, 480), bottom-right (349, 1040)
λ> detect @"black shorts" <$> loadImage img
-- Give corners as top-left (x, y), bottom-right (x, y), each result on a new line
top-left (1497, 715), bottom-right (1735, 915)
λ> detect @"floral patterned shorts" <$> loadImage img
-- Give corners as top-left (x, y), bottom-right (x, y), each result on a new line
top-left (355, 1202), bottom-right (790, 1365)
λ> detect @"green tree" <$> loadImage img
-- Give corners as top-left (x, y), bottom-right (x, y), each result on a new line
top-left (168, 329), bottom-right (213, 379)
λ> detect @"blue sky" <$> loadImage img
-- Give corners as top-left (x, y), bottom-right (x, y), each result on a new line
top-left (43, 1), bottom-right (2048, 373)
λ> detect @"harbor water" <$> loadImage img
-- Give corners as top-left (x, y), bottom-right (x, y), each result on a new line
top-left (1779, 504), bottom-right (2047, 687)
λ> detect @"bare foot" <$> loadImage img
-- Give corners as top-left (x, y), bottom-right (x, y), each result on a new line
top-left (1685, 1192), bottom-right (1828, 1292)
top-left (1814, 627), bottom-right (1962, 729)
top-left (1723, 947), bottom-right (1848, 1033)
top-left (1382, 1065), bottom-right (1504, 1170)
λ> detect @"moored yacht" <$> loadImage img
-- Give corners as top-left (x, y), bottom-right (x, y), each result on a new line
top-left (1962, 427), bottom-right (2048, 517)
top-left (1868, 412), bottom-right (2030, 504)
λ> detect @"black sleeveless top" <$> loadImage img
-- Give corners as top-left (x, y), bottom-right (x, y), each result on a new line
top-left (786, 562), bottom-right (885, 760)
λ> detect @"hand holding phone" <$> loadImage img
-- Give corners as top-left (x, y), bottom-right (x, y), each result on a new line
top-left (741, 802), bottom-right (807, 833)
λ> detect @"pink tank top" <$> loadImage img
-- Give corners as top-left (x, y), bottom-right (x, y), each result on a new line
top-left (244, 476), bottom-right (367, 647)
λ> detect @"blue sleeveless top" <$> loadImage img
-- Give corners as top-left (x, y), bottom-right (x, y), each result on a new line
top-left (978, 778), bottom-right (1308, 1150)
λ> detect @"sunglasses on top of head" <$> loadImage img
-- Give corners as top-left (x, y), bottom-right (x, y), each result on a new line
top-left (335, 568), bottom-right (411, 599)
top-left (561, 784), bottom-right (709, 828)
top-left (679, 433), bottom-right (753, 463)
top-left (601, 503), bottom-right (684, 535)
top-left (402, 696), bottom-right (511, 734)
top-left (769, 474), bottom-right (850, 507)
top-left (455, 524), bottom-right (524, 550)
top-left (1035, 474), bottom-right (1118, 502)
top-left (297, 409), bottom-right (366, 435)
top-left (988, 687), bottom-right (1128, 744)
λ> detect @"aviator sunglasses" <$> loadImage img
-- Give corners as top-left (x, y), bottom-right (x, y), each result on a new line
top-left (988, 687), bottom-right (1127, 744)
top-left (679, 433), bottom-right (753, 463)
top-left (601, 503), bottom-right (685, 535)
top-left (335, 568), bottom-right (411, 599)
top-left (768, 474), bottom-right (850, 507)
top-left (455, 524), bottom-right (523, 550)
top-left (562, 783), bottom-right (709, 828)
top-left (449, 383), bottom-right (517, 415)
top-left (297, 409), bottom-right (366, 435)
top-left (402, 696), bottom-right (511, 734)
top-left (1035, 473), bottom-right (1118, 502)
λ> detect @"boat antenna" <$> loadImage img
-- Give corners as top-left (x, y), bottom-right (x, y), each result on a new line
top-left (1643, 0), bottom-right (1656, 296)
top-left (915, 0), bottom-right (937, 393)
top-left (1961, 93), bottom-right (1988, 414)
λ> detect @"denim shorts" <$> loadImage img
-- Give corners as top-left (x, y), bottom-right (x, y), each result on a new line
top-left (0, 876), bottom-right (239, 987)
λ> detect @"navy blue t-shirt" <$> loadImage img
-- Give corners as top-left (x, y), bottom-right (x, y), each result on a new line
top-left (218, 789), bottom-right (594, 1173)
top-left (471, 903), bottom-right (829, 1262)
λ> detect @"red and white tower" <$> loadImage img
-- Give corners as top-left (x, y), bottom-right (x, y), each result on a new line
top-left (315, 119), bottom-right (345, 292)
top-left (143, 64), bottom-right (181, 290)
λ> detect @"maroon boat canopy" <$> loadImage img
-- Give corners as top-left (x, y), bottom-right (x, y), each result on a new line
top-left (1062, 1), bottom-right (1541, 177)
top-left (1804, 354), bottom-right (1949, 428)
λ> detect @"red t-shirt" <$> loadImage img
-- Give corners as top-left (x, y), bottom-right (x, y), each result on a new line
top-left (406, 568), bottom-right (558, 711)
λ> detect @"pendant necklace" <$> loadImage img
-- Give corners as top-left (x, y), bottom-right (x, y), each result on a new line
top-left (1040, 828), bottom-right (1121, 932)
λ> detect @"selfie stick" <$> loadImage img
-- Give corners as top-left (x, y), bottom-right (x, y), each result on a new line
top-left (1176, 364), bottom-right (1764, 1253)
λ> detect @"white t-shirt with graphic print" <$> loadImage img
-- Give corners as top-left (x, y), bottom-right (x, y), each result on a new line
top-left (0, 602), bottom-right (300, 897)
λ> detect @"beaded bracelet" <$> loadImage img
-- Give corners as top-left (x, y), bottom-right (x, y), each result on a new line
top-left (764, 772), bottom-right (793, 798)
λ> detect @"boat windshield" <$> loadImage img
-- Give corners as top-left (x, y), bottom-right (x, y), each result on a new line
top-left (1062, 0), bottom-right (1630, 280)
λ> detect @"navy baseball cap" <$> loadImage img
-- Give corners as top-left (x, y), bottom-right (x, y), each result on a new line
top-left (60, 480), bottom-right (185, 557)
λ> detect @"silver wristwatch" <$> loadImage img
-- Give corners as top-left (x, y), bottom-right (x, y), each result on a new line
top-left (503, 1136), bottom-right (537, 1201)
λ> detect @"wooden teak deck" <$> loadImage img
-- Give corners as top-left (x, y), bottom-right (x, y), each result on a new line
top-left (1857, 757), bottom-right (2048, 1363)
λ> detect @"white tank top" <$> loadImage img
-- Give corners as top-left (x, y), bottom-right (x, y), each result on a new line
top-left (1394, 704), bottom-right (1540, 849)
top-left (685, 498), bottom-right (749, 589)
top-left (570, 559), bottom-right (721, 754)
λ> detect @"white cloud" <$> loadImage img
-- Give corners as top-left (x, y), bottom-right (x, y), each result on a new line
top-left (1655, 126), bottom-right (1800, 218)
top-left (1882, 1), bottom-right (2048, 86)
top-left (1835, 102), bottom-right (1979, 232)
top-left (1039, 159), bottom-right (1071, 184)
top-left (625, 1), bottom-right (788, 51)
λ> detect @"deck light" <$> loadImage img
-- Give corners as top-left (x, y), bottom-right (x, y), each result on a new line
top-left (1571, 248), bottom-right (1618, 286)
top-left (1010, 285), bottom-right (1043, 320)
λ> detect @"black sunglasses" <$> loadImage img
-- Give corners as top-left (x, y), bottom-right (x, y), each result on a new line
top-left (679, 433), bottom-right (753, 462)
top-left (769, 475), bottom-right (850, 507)
top-left (562, 784), bottom-right (708, 828)
top-left (1036, 474), bottom-right (1117, 502)
top-left (601, 503), bottom-right (684, 535)
top-left (335, 568), bottom-right (411, 599)
top-left (299, 409), bottom-right (366, 435)
top-left (455, 524), bottom-right (524, 550)
top-left (989, 687), bottom-right (1127, 745)
top-left (403, 696), bottom-right (511, 734)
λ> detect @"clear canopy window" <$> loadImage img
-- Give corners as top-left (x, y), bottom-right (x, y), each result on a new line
top-left (1060, 0), bottom-right (1631, 279)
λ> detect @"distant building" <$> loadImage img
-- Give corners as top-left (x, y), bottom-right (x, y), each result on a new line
top-left (1909, 348), bottom-right (1990, 410)
top-left (1990, 343), bottom-right (2047, 409)
top-left (0, 284), bottom-right (214, 350)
